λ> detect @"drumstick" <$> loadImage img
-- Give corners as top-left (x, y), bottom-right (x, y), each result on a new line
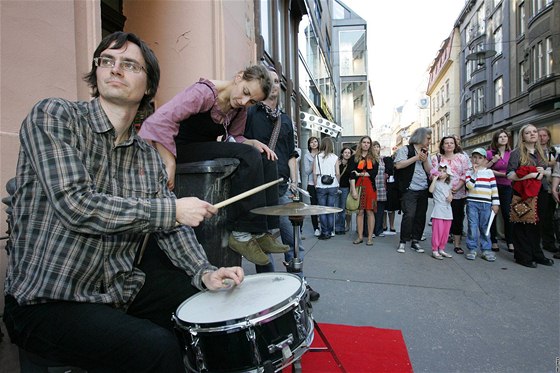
top-left (214, 178), bottom-right (283, 208)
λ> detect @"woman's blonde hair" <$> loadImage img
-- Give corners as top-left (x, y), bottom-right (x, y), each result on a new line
top-left (516, 124), bottom-right (546, 166)
top-left (354, 136), bottom-right (378, 163)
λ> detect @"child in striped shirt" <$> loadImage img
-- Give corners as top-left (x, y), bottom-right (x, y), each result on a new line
top-left (465, 148), bottom-right (500, 261)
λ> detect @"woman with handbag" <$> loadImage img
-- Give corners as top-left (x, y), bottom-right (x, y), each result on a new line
top-left (349, 136), bottom-right (379, 246)
top-left (507, 124), bottom-right (554, 268)
top-left (313, 137), bottom-right (340, 240)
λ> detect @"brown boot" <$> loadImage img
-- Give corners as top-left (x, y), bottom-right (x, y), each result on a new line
top-left (256, 233), bottom-right (289, 253)
top-left (228, 235), bottom-right (270, 265)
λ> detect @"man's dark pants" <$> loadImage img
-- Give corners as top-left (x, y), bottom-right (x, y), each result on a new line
top-left (4, 238), bottom-right (197, 372)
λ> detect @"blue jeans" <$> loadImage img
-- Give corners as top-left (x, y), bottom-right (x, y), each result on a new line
top-left (316, 186), bottom-right (338, 235)
top-left (256, 188), bottom-right (306, 274)
top-left (466, 200), bottom-right (492, 252)
top-left (335, 187), bottom-right (349, 232)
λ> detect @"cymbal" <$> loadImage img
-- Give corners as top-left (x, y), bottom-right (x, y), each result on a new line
top-left (251, 202), bottom-right (342, 216)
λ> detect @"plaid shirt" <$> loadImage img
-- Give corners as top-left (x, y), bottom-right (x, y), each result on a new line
top-left (5, 98), bottom-right (216, 309)
top-left (374, 159), bottom-right (387, 202)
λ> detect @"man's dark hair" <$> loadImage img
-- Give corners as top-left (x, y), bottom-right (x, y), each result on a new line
top-left (83, 32), bottom-right (160, 112)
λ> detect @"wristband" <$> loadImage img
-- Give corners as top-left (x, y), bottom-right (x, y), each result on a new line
top-left (536, 173), bottom-right (540, 179)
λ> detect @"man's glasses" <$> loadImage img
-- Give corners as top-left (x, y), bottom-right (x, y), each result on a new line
top-left (93, 57), bottom-right (145, 74)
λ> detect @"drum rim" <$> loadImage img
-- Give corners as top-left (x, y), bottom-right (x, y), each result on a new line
top-left (174, 273), bottom-right (306, 332)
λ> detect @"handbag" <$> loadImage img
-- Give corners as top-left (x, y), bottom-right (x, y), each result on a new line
top-left (510, 195), bottom-right (538, 224)
top-left (346, 186), bottom-right (362, 211)
top-left (317, 156), bottom-right (334, 185)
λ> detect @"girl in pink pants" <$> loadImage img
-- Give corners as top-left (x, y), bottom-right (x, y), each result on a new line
top-left (429, 164), bottom-right (454, 260)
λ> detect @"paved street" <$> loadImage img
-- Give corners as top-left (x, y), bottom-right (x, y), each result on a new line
top-left (243, 210), bottom-right (560, 373)
top-left (1, 210), bottom-right (558, 372)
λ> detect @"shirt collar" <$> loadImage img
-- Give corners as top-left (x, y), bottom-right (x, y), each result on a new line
top-left (87, 98), bottom-right (148, 151)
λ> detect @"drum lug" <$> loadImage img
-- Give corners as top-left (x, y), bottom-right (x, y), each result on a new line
top-left (246, 327), bottom-right (263, 366)
top-left (190, 333), bottom-right (208, 372)
top-left (294, 306), bottom-right (307, 340)
top-left (267, 333), bottom-right (294, 359)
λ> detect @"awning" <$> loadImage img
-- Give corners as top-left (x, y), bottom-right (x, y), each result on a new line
top-left (299, 112), bottom-right (342, 137)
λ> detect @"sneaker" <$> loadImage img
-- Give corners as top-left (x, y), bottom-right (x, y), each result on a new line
top-left (481, 251), bottom-right (496, 262)
top-left (228, 236), bottom-right (270, 265)
top-left (411, 241), bottom-right (425, 253)
top-left (314, 229), bottom-right (321, 237)
top-left (397, 243), bottom-right (406, 253)
top-left (307, 285), bottom-right (320, 301)
top-left (432, 251), bottom-right (443, 260)
top-left (376, 233), bottom-right (386, 237)
top-left (256, 233), bottom-right (289, 253)
top-left (331, 231), bottom-right (335, 237)
top-left (420, 234), bottom-right (427, 241)
top-left (384, 229), bottom-right (396, 236)
top-left (439, 250), bottom-right (452, 258)
top-left (317, 234), bottom-right (331, 240)
top-left (465, 251), bottom-right (477, 260)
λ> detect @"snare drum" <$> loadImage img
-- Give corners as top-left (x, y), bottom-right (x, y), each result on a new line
top-left (173, 273), bottom-right (314, 372)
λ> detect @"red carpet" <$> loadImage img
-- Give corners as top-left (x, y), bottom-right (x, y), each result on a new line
top-left (284, 323), bottom-right (412, 373)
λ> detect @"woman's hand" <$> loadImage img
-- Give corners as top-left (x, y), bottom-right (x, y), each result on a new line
top-left (202, 267), bottom-right (245, 291)
top-left (244, 139), bottom-right (278, 161)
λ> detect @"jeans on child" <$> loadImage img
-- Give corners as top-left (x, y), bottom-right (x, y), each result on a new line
top-left (466, 200), bottom-right (492, 252)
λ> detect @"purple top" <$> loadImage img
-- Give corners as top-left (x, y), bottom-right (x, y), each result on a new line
top-left (138, 79), bottom-right (248, 156)
top-left (486, 149), bottom-right (512, 186)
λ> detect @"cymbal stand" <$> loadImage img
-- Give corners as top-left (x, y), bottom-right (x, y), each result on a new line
top-left (282, 196), bottom-right (346, 373)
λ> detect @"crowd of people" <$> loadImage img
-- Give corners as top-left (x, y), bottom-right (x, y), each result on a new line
top-left (2, 30), bottom-right (558, 372)
top-left (303, 126), bottom-right (558, 269)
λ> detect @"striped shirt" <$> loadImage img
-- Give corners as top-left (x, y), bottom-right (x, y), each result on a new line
top-left (5, 98), bottom-right (216, 309)
top-left (465, 168), bottom-right (500, 205)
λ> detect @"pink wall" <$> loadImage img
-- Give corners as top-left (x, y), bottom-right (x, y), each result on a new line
top-left (0, 0), bottom-right (101, 310)
top-left (124, 0), bottom-right (258, 107)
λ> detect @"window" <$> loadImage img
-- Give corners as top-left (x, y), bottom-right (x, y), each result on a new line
top-left (519, 61), bottom-right (527, 92)
top-left (445, 80), bottom-right (450, 102)
top-left (474, 87), bottom-right (485, 114)
top-left (518, 2), bottom-right (526, 36)
top-left (445, 114), bottom-right (450, 136)
top-left (494, 77), bottom-right (503, 106)
top-left (260, 0), bottom-right (271, 55)
top-left (339, 30), bottom-right (366, 76)
top-left (466, 98), bottom-right (472, 118)
top-left (494, 26), bottom-right (502, 55)
top-left (546, 37), bottom-right (553, 76)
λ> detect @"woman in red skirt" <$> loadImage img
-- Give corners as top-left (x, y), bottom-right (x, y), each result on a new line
top-left (349, 136), bottom-right (379, 246)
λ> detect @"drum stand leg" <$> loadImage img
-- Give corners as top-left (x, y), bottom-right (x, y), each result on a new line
top-left (308, 320), bottom-right (347, 373)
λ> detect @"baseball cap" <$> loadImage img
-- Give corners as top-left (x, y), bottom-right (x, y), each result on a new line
top-left (471, 147), bottom-right (487, 157)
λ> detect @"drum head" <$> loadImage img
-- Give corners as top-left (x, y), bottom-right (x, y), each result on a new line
top-left (177, 273), bottom-right (302, 325)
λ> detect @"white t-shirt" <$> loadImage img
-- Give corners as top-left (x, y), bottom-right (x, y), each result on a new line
top-left (431, 181), bottom-right (453, 220)
top-left (315, 152), bottom-right (339, 188)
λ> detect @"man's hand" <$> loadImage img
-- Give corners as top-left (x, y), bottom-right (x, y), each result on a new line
top-left (202, 266), bottom-right (245, 291)
top-left (491, 205), bottom-right (499, 215)
top-left (176, 197), bottom-right (217, 226)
